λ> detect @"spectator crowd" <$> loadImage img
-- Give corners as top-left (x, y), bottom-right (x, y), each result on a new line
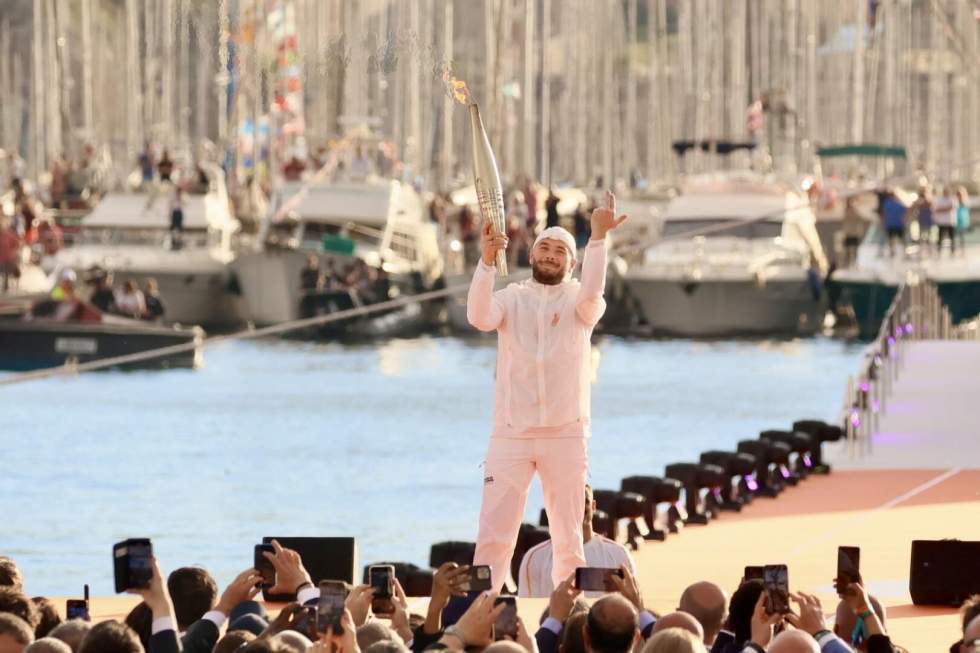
top-left (2, 535), bottom-right (977, 653)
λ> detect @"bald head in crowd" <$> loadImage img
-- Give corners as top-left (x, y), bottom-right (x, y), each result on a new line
top-left (47, 621), bottom-right (91, 653)
top-left (0, 613), bottom-right (33, 653)
top-left (768, 631), bottom-right (820, 653)
top-left (678, 581), bottom-right (727, 644)
top-left (585, 595), bottom-right (639, 653)
top-left (962, 614), bottom-right (980, 653)
top-left (650, 612), bottom-right (703, 641)
top-left (24, 639), bottom-right (71, 653)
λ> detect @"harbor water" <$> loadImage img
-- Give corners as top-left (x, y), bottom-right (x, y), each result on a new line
top-left (1, 334), bottom-right (862, 597)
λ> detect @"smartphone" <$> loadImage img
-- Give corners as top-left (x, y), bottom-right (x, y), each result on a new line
top-left (836, 546), bottom-right (861, 596)
top-left (574, 567), bottom-right (623, 592)
top-left (744, 566), bottom-right (764, 583)
top-left (457, 565), bottom-right (492, 593)
top-left (317, 580), bottom-right (349, 634)
top-left (113, 539), bottom-right (153, 593)
top-left (763, 565), bottom-right (790, 614)
top-left (254, 544), bottom-right (276, 587)
top-left (493, 596), bottom-right (518, 641)
top-left (66, 599), bottom-right (89, 621)
top-left (369, 565), bottom-right (395, 616)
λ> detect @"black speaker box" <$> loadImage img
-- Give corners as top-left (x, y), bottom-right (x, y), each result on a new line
top-left (910, 539), bottom-right (980, 606)
top-left (261, 536), bottom-right (358, 602)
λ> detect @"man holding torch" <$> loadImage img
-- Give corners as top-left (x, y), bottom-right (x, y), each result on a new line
top-left (467, 191), bottom-right (628, 592)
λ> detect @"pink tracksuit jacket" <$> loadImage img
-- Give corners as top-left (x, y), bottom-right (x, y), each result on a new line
top-left (467, 238), bottom-right (607, 590)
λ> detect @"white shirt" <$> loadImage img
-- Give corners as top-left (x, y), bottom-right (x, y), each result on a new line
top-left (517, 534), bottom-right (637, 597)
top-left (933, 196), bottom-right (958, 227)
top-left (467, 239), bottom-right (607, 437)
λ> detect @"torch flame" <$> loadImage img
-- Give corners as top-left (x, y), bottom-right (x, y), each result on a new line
top-left (441, 67), bottom-right (472, 105)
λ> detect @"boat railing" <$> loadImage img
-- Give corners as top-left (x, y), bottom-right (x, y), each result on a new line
top-left (62, 227), bottom-right (214, 250)
top-left (841, 273), bottom-right (957, 458)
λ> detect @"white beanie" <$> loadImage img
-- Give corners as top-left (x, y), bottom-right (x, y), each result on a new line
top-left (533, 226), bottom-right (577, 259)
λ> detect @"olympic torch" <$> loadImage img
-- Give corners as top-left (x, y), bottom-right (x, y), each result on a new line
top-left (469, 103), bottom-right (509, 276)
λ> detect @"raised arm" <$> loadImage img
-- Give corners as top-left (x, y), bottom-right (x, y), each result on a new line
top-left (576, 191), bottom-right (626, 326)
top-left (467, 221), bottom-right (509, 331)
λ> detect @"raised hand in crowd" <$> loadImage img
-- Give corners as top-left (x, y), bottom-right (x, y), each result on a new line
top-left (547, 574), bottom-right (581, 622)
top-left (609, 564), bottom-right (645, 614)
top-left (345, 585), bottom-right (375, 628)
top-left (424, 563), bottom-right (471, 635)
top-left (389, 578), bottom-right (414, 644)
top-left (214, 568), bottom-right (262, 616)
top-left (313, 609), bottom-right (360, 653)
top-left (263, 540), bottom-right (313, 598)
top-left (437, 592), bottom-right (505, 651)
top-left (515, 616), bottom-right (540, 653)
top-left (842, 583), bottom-right (886, 638)
top-left (786, 592), bottom-right (830, 638)
top-left (260, 602), bottom-right (310, 638)
top-left (128, 558), bottom-right (175, 622)
top-left (748, 591), bottom-right (781, 649)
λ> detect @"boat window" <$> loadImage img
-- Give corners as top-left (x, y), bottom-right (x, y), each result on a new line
top-left (301, 222), bottom-right (378, 249)
top-left (661, 219), bottom-right (782, 240)
top-left (389, 229), bottom-right (417, 260)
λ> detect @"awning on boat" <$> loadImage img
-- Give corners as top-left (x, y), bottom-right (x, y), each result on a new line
top-left (816, 144), bottom-right (907, 159)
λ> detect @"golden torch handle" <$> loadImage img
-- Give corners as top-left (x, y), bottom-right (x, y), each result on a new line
top-left (469, 103), bottom-right (509, 277)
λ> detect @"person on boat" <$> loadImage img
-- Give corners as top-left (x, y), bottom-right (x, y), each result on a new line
top-left (841, 196), bottom-right (869, 268)
top-left (879, 190), bottom-right (907, 258)
top-left (138, 142), bottom-right (155, 188)
top-left (467, 190), bottom-right (628, 592)
top-left (88, 270), bottom-right (117, 314)
top-left (169, 186), bottom-right (185, 249)
top-left (0, 216), bottom-right (21, 293)
top-left (910, 185), bottom-right (934, 257)
top-left (956, 186), bottom-right (971, 254)
top-left (933, 185), bottom-right (958, 257)
top-left (114, 280), bottom-right (147, 319)
top-left (47, 272), bottom-right (100, 323)
top-left (143, 278), bottom-right (166, 321)
top-left (50, 268), bottom-right (77, 301)
top-left (157, 149), bottom-right (175, 183)
top-left (300, 254), bottom-right (323, 292)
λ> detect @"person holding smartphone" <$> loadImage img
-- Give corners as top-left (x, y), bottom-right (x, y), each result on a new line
top-left (468, 192), bottom-right (628, 592)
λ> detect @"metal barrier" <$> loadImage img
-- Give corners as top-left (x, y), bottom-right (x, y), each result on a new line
top-left (843, 274), bottom-right (955, 458)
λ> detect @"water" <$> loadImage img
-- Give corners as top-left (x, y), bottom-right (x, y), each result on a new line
top-left (1, 335), bottom-right (862, 597)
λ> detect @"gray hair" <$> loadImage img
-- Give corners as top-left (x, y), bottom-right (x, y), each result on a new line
top-left (48, 619), bottom-right (93, 653)
top-left (25, 637), bottom-right (73, 653)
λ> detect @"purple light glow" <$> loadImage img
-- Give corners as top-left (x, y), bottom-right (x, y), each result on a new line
top-left (850, 410), bottom-right (861, 428)
top-left (860, 382), bottom-right (870, 393)
top-left (745, 477), bottom-right (759, 491)
top-left (871, 399), bottom-right (880, 412)
top-left (887, 337), bottom-right (896, 346)
top-left (905, 323), bottom-right (914, 334)
top-left (895, 325), bottom-right (903, 337)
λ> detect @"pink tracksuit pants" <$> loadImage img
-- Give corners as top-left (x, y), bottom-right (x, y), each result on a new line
top-left (474, 436), bottom-right (588, 592)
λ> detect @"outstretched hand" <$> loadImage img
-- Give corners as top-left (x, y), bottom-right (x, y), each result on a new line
top-left (590, 191), bottom-right (628, 240)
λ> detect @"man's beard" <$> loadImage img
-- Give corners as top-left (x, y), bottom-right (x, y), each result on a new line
top-left (531, 260), bottom-right (565, 285)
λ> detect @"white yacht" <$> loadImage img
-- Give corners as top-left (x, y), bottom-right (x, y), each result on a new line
top-left (232, 178), bottom-right (444, 333)
top-left (623, 175), bottom-right (829, 337)
top-left (45, 165), bottom-right (244, 328)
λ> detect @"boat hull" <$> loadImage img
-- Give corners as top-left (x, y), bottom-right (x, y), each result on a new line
top-left (626, 276), bottom-right (826, 337)
top-left (0, 319), bottom-right (202, 371)
top-left (829, 276), bottom-right (980, 339)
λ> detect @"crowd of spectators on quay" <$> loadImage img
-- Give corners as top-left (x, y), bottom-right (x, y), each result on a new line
top-left (2, 531), bottom-right (977, 653)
